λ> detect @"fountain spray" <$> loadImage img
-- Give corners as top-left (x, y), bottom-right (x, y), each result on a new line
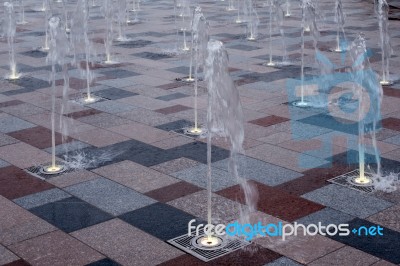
top-left (4, 2), bottom-right (19, 80)
top-left (17, 0), bottom-right (28, 25)
top-left (294, 0), bottom-right (319, 108)
top-left (199, 39), bottom-right (257, 248)
top-left (348, 34), bottom-right (383, 186)
top-left (43, 16), bottom-right (70, 175)
top-left (376, 0), bottom-right (393, 86)
top-left (103, 0), bottom-right (116, 63)
top-left (244, 0), bottom-right (259, 41)
top-left (285, 0), bottom-right (291, 17)
top-left (180, 0), bottom-right (191, 51)
top-left (117, 0), bottom-right (129, 41)
top-left (184, 7), bottom-right (209, 136)
top-left (332, 0), bottom-right (347, 53)
top-left (226, 0), bottom-right (236, 11)
top-left (71, 0), bottom-right (96, 103)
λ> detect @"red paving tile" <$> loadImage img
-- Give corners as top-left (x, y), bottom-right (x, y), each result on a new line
top-left (159, 244), bottom-right (280, 266)
top-left (249, 115), bottom-right (289, 127)
top-left (382, 117), bottom-right (400, 132)
top-left (276, 163), bottom-right (356, 196)
top-left (8, 126), bottom-right (73, 149)
top-left (3, 260), bottom-right (31, 266)
top-left (0, 100), bottom-right (24, 108)
top-left (0, 166), bottom-right (54, 200)
top-left (145, 181), bottom-right (203, 203)
top-left (217, 180), bottom-right (325, 222)
top-left (155, 105), bottom-right (192, 115)
top-left (66, 109), bottom-right (103, 119)
top-left (383, 87), bottom-right (400, 98)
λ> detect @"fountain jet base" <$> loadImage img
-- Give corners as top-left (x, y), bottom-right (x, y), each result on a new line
top-left (292, 100), bottom-right (311, 108)
top-left (380, 80), bottom-right (393, 86)
top-left (328, 169), bottom-right (375, 193)
top-left (167, 231), bottom-right (249, 262)
top-left (184, 127), bottom-right (206, 137)
top-left (40, 164), bottom-right (67, 175)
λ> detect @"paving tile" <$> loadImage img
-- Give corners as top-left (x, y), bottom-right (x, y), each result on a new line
top-left (151, 135), bottom-right (194, 149)
top-left (117, 107), bottom-right (178, 126)
top-left (217, 181), bottom-right (325, 222)
top-left (266, 257), bottom-right (302, 266)
top-left (77, 113), bottom-right (131, 128)
top-left (118, 94), bottom-right (173, 110)
top-left (47, 169), bottom-right (101, 188)
top-left (249, 115), bottom-right (289, 127)
top-left (171, 164), bottom-right (238, 192)
top-left (13, 188), bottom-right (71, 210)
top-left (155, 104), bottom-right (192, 114)
top-left (328, 218), bottom-right (400, 264)
top-left (100, 69), bottom-right (140, 79)
top-left (382, 117), bottom-right (400, 132)
top-left (0, 133), bottom-right (19, 147)
top-left (0, 103), bottom-right (46, 117)
top-left (246, 143), bottom-right (329, 172)
top-left (156, 119), bottom-right (194, 132)
top-left (86, 258), bottom-right (121, 266)
top-left (30, 197), bottom-right (113, 233)
top-left (308, 246), bottom-right (380, 266)
top-left (367, 204), bottom-right (400, 232)
top-left (150, 157), bottom-right (201, 174)
top-left (276, 163), bottom-right (355, 196)
top-left (156, 93), bottom-right (189, 101)
top-left (109, 122), bottom-right (174, 144)
top-left (168, 190), bottom-right (244, 224)
top-left (8, 126), bottom-right (72, 149)
top-left (65, 177), bottom-right (156, 215)
top-left (0, 166), bottom-right (55, 200)
top-left (255, 227), bottom-right (344, 265)
top-left (212, 155), bottom-right (303, 186)
top-left (0, 115), bottom-right (35, 133)
top-left (92, 160), bottom-right (178, 193)
top-left (0, 158), bottom-right (10, 168)
top-left (296, 207), bottom-right (355, 227)
top-left (69, 128), bottom-right (130, 147)
top-left (43, 140), bottom-right (91, 155)
top-left (95, 87), bottom-right (138, 100)
top-left (0, 100), bottom-right (24, 108)
top-left (71, 219), bottom-right (184, 266)
top-left (303, 184), bottom-right (394, 218)
top-left (145, 181), bottom-right (202, 203)
top-left (88, 100), bottom-right (136, 114)
top-left (0, 195), bottom-right (56, 246)
top-left (66, 108), bottom-right (103, 119)
top-left (8, 230), bottom-right (104, 266)
top-left (119, 202), bottom-right (199, 241)
top-left (160, 244), bottom-right (281, 266)
top-left (0, 244), bottom-right (19, 265)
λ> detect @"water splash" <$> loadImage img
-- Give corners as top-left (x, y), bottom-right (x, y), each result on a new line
top-left (103, 0), bottom-right (116, 64)
top-left (40, 0), bottom-right (52, 52)
top-left (116, 0), bottom-right (130, 41)
top-left (375, 0), bottom-right (394, 86)
top-left (4, 2), bottom-right (19, 80)
top-left (17, 0), bottom-right (28, 25)
top-left (46, 16), bottom-right (70, 173)
top-left (185, 7), bottom-right (209, 136)
top-left (349, 34), bottom-right (383, 186)
top-left (71, 0), bottom-right (97, 103)
top-left (64, 147), bottom-right (124, 170)
top-left (205, 39), bottom-right (258, 228)
top-left (244, 0), bottom-right (259, 41)
top-left (332, 0), bottom-right (347, 53)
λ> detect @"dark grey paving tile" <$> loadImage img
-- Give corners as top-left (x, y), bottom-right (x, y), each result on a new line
top-left (133, 52), bottom-right (173, 60)
top-left (155, 119), bottom-right (193, 132)
top-left (30, 197), bottom-right (113, 233)
top-left (65, 178), bottom-right (156, 216)
top-left (85, 258), bottom-right (121, 266)
top-left (115, 40), bottom-right (152, 48)
top-left (119, 202), bottom-right (201, 241)
top-left (156, 92), bottom-right (189, 101)
top-left (329, 218), bottom-right (400, 264)
top-left (100, 69), bottom-right (140, 79)
top-left (95, 87), bottom-right (138, 100)
top-left (20, 50), bottom-right (48, 58)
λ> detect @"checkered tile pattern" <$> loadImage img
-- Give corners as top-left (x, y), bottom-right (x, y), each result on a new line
top-left (0, 0), bottom-right (399, 265)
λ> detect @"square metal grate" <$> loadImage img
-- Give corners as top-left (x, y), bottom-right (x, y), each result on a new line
top-left (167, 232), bottom-right (250, 262)
top-left (328, 169), bottom-right (375, 194)
top-left (25, 161), bottom-right (74, 180)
